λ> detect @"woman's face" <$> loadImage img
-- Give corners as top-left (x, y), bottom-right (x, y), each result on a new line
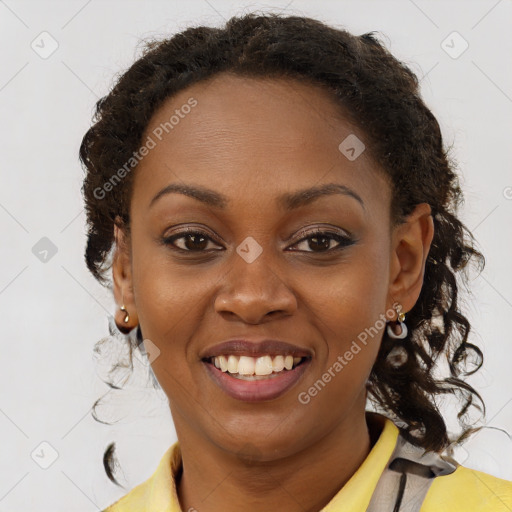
top-left (114, 73), bottom-right (425, 460)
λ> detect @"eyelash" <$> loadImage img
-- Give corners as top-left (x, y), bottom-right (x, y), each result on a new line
top-left (162, 227), bottom-right (355, 254)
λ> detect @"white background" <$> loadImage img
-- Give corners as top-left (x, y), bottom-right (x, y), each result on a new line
top-left (1, 0), bottom-right (511, 510)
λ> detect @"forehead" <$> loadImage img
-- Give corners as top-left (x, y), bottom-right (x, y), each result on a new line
top-left (144, 72), bottom-right (353, 152)
top-left (132, 72), bottom-right (390, 215)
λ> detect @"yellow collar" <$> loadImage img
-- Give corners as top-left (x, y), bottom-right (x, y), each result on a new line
top-left (106, 413), bottom-right (400, 511)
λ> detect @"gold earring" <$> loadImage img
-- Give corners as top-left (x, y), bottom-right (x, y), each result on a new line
top-left (120, 301), bottom-right (129, 324)
top-left (396, 303), bottom-right (406, 323)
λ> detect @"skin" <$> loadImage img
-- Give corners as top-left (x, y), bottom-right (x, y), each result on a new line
top-left (112, 72), bottom-right (434, 512)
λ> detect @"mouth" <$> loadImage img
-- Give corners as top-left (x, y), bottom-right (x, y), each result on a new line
top-left (202, 354), bottom-right (312, 402)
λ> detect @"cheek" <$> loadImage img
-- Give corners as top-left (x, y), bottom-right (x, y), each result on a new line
top-left (295, 279), bottom-right (386, 421)
top-left (303, 241), bottom-right (389, 377)
top-left (131, 231), bottom-right (210, 322)
top-left (130, 243), bottom-right (209, 373)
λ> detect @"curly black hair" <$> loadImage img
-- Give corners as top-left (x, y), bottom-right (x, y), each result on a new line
top-left (79, 12), bottom-right (487, 486)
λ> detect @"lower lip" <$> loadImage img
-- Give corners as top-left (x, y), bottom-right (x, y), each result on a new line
top-left (203, 359), bottom-right (311, 402)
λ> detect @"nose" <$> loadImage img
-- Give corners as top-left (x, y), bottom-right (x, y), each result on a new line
top-left (214, 249), bottom-right (298, 324)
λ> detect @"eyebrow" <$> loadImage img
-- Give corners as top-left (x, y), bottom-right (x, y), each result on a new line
top-left (149, 182), bottom-right (365, 211)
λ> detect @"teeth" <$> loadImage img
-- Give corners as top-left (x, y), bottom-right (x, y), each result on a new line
top-left (227, 355), bottom-right (238, 373)
top-left (218, 355), bottom-right (228, 372)
top-left (210, 354), bottom-right (304, 376)
top-left (272, 355), bottom-right (285, 372)
top-left (255, 355), bottom-right (273, 375)
top-left (238, 356), bottom-right (255, 375)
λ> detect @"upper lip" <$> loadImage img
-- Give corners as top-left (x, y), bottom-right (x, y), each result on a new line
top-left (200, 339), bottom-right (313, 359)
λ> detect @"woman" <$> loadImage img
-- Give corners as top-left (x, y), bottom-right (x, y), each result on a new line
top-left (80, 12), bottom-right (512, 512)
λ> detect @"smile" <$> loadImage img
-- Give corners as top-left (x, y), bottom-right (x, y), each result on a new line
top-left (202, 355), bottom-right (311, 401)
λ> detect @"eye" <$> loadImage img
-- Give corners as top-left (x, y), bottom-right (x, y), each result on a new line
top-left (162, 227), bottom-right (355, 254)
top-left (162, 229), bottom-right (223, 252)
top-left (289, 228), bottom-right (354, 253)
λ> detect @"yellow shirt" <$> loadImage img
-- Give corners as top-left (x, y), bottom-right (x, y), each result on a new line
top-left (103, 417), bottom-right (512, 511)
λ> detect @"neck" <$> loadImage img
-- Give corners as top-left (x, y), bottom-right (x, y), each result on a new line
top-left (175, 406), bottom-right (381, 512)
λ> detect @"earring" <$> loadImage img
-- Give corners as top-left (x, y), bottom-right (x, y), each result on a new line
top-left (386, 303), bottom-right (408, 339)
top-left (120, 300), bottom-right (129, 324)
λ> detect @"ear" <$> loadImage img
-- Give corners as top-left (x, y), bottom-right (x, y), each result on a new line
top-left (112, 217), bottom-right (139, 333)
top-left (387, 203), bottom-right (434, 315)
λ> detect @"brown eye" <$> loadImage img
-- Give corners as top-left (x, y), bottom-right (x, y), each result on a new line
top-left (163, 231), bottom-right (223, 252)
top-left (290, 230), bottom-right (354, 253)
top-left (162, 228), bottom-right (354, 254)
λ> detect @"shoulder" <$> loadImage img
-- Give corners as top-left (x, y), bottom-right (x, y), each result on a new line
top-left (422, 464), bottom-right (512, 511)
